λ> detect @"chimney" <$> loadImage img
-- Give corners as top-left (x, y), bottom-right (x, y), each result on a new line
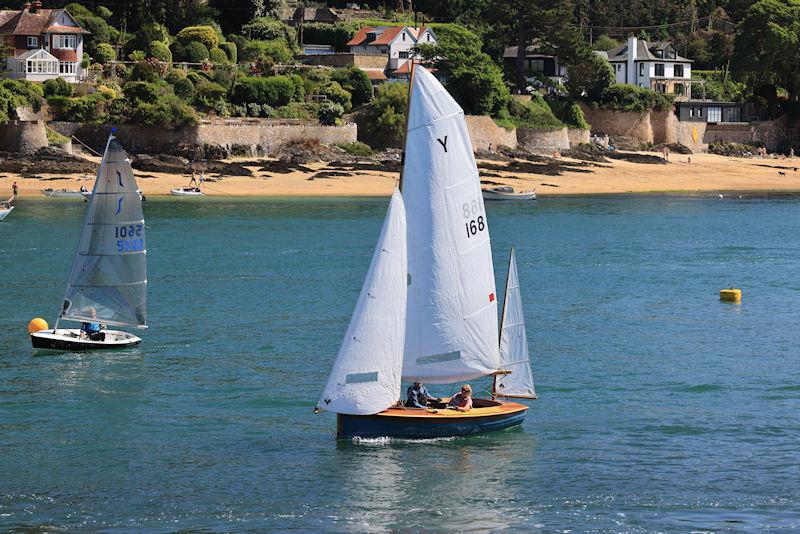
top-left (627, 35), bottom-right (637, 85)
top-left (30, 0), bottom-right (41, 12)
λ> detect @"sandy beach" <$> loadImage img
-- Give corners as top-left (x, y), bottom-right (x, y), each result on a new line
top-left (2, 151), bottom-right (800, 198)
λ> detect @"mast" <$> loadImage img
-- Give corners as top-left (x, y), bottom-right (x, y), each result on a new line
top-left (53, 132), bottom-right (115, 333)
top-left (397, 58), bottom-right (415, 191)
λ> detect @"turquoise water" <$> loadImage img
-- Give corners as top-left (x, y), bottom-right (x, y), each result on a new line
top-left (2, 195), bottom-right (800, 532)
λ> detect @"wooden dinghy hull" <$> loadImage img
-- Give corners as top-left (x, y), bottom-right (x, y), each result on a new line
top-left (30, 329), bottom-right (142, 352)
top-left (336, 400), bottom-right (528, 439)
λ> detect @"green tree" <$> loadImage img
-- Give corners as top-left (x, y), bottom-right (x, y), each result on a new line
top-left (318, 100), bottom-right (344, 125)
top-left (94, 43), bottom-right (116, 65)
top-left (43, 78), bottom-right (73, 98)
top-left (209, 47), bottom-right (228, 63)
top-left (318, 81), bottom-right (352, 111)
top-left (185, 41), bottom-right (211, 62)
top-left (219, 41), bottom-right (238, 63)
top-left (363, 82), bottom-right (407, 147)
top-left (592, 35), bottom-right (619, 51)
top-left (177, 25), bottom-right (220, 50)
top-left (332, 67), bottom-right (373, 107)
top-left (149, 41), bottom-right (173, 63)
top-left (567, 48), bottom-right (615, 100)
top-left (241, 17), bottom-right (297, 49)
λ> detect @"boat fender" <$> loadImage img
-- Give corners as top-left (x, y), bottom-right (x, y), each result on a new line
top-left (28, 317), bottom-right (48, 333)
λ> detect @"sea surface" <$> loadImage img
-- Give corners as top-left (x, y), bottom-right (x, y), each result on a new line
top-left (1, 194), bottom-right (800, 533)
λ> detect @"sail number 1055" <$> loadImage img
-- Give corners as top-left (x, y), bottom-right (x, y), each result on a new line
top-left (462, 199), bottom-right (485, 239)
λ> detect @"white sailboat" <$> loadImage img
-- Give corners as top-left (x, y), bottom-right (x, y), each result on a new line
top-left (30, 134), bottom-right (147, 351)
top-left (495, 248), bottom-right (537, 399)
top-left (316, 66), bottom-right (533, 439)
top-left (0, 195), bottom-right (14, 221)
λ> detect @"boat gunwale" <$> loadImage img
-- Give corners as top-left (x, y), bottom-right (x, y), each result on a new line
top-left (373, 400), bottom-right (528, 420)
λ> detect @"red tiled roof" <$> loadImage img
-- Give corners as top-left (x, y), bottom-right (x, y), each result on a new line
top-left (50, 48), bottom-right (77, 61)
top-left (371, 26), bottom-right (403, 45)
top-left (0, 8), bottom-right (88, 36)
top-left (362, 68), bottom-right (387, 81)
top-left (393, 61), bottom-right (412, 74)
top-left (347, 26), bottom-right (373, 46)
top-left (347, 26), bottom-right (407, 46)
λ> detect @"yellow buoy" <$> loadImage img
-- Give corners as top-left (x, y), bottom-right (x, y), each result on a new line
top-left (720, 288), bottom-right (742, 302)
top-left (27, 317), bottom-right (48, 333)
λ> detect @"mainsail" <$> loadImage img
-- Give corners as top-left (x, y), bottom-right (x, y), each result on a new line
top-left (60, 135), bottom-right (147, 328)
top-left (496, 248), bottom-right (537, 398)
top-left (401, 66), bottom-right (501, 383)
top-left (318, 189), bottom-right (408, 415)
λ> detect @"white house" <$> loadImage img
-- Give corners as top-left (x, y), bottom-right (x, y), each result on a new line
top-left (596, 36), bottom-right (692, 99)
top-left (347, 25), bottom-right (436, 71)
top-left (0, 0), bottom-right (88, 83)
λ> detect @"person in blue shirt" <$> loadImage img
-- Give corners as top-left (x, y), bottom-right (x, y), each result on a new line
top-left (80, 308), bottom-right (105, 341)
top-left (405, 382), bottom-right (439, 408)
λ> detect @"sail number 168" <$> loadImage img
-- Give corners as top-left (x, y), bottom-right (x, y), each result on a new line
top-left (462, 199), bottom-right (485, 239)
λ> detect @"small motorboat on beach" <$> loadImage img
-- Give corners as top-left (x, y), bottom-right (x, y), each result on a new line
top-left (170, 187), bottom-right (204, 197)
top-left (0, 203), bottom-right (13, 221)
top-left (41, 187), bottom-right (85, 198)
top-left (30, 133), bottom-right (148, 352)
top-left (482, 185), bottom-right (537, 201)
top-left (315, 66), bottom-right (536, 440)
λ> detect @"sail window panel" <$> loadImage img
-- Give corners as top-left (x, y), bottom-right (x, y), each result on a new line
top-left (62, 283), bottom-right (147, 326)
top-left (416, 351), bottom-right (461, 364)
top-left (345, 372), bottom-right (379, 384)
top-left (70, 254), bottom-right (147, 289)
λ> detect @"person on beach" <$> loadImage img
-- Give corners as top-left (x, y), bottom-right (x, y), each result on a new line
top-left (790, 147), bottom-right (795, 158)
top-left (189, 171), bottom-right (197, 187)
top-left (448, 384), bottom-right (473, 412)
top-left (662, 146), bottom-right (670, 161)
top-left (406, 382), bottom-right (439, 408)
top-left (80, 308), bottom-right (105, 341)
top-left (12, 181), bottom-right (18, 197)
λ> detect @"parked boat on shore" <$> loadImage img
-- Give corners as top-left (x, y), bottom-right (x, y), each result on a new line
top-left (41, 188), bottom-right (85, 198)
top-left (170, 187), bottom-right (204, 197)
top-left (482, 185), bottom-right (537, 201)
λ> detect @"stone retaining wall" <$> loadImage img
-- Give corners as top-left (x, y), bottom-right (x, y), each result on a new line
top-left (50, 119), bottom-right (357, 158)
top-left (464, 115), bottom-right (517, 150)
top-left (517, 127), bottom-right (570, 154)
top-left (0, 120), bottom-right (48, 154)
top-left (567, 128), bottom-right (590, 147)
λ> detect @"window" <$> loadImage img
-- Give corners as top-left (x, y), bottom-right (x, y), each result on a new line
top-left (674, 64), bottom-right (684, 77)
top-left (674, 83), bottom-right (685, 95)
top-left (402, 32), bottom-right (405, 41)
top-left (689, 107), bottom-right (694, 118)
top-left (27, 36), bottom-right (38, 47)
top-left (26, 59), bottom-right (58, 74)
top-left (399, 51), bottom-right (409, 59)
top-left (59, 61), bottom-right (76, 74)
top-left (427, 34), bottom-right (431, 41)
top-left (707, 106), bottom-right (722, 122)
top-left (52, 35), bottom-right (77, 49)
top-left (528, 59), bottom-right (544, 72)
top-left (698, 107), bottom-right (702, 117)
top-left (639, 63), bottom-right (644, 76)
top-left (655, 63), bottom-right (664, 76)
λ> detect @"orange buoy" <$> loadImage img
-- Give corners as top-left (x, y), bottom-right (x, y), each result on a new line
top-left (27, 317), bottom-right (48, 333)
top-left (720, 288), bottom-right (742, 302)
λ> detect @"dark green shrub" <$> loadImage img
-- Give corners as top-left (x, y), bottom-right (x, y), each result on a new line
top-left (334, 141), bottom-right (373, 156)
top-left (170, 41), bottom-right (185, 62)
top-left (128, 61), bottom-right (161, 83)
top-left (241, 18), bottom-right (297, 48)
top-left (318, 81), bottom-right (351, 111)
top-left (149, 41), bottom-right (172, 63)
top-left (184, 41), bottom-right (210, 63)
top-left (362, 82), bottom-right (407, 147)
top-left (288, 73), bottom-right (305, 101)
top-left (318, 100), bottom-right (344, 125)
top-left (94, 42), bottom-right (116, 65)
top-left (0, 79), bottom-right (43, 110)
top-left (230, 36), bottom-right (292, 63)
top-left (43, 78), bottom-right (73, 98)
top-left (173, 77), bottom-right (195, 101)
top-left (331, 67), bottom-right (373, 107)
top-left (194, 78), bottom-right (227, 108)
top-left (232, 75), bottom-right (296, 107)
top-left (130, 94), bottom-right (197, 128)
top-left (164, 68), bottom-right (186, 84)
top-left (509, 96), bottom-right (564, 129)
top-left (47, 94), bottom-right (107, 123)
top-left (597, 84), bottom-right (674, 112)
top-left (95, 5), bottom-right (112, 20)
top-left (209, 47), bottom-right (228, 64)
top-left (123, 81), bottom-right (161, 102)
top-left (219, 41), bottom-right (237, 63)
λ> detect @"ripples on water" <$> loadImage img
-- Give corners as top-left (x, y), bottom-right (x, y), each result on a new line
top-left (1, 195), bottom-right (800, 532)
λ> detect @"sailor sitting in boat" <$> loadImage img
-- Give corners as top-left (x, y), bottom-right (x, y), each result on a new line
top-left (80, 308), bottom-right (106, 341)
top-left (405, 381), bottom-right (440, 408)
top-left (447, 385), bottom-right (473, 412)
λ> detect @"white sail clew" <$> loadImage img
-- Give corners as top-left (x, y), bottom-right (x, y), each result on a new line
top-left (318, 189), bottom-right (408, 415)
top-left (60, 136), bottom-right (147, 328)
top-left (401, 66), bottom-right (500, 384)
top-left (496, 248), bottom-right (537, 398)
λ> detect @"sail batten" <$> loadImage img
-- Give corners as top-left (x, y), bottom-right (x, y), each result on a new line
top-left (59, 136), bottom-right (147, 328)
top-left (496, 248), bottom-right (537, 398)
top-left (400, 66), bottom-right (500, 384)
top-left (318, 190), bottom-right (408, 415)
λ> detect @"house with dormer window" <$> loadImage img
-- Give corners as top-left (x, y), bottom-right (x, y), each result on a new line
top-left (0, 0), bottom-right (89, 83)
top-left (596, 37), bottom-right (692, 99)
top-left (347, 25), bottom-right (436, 71)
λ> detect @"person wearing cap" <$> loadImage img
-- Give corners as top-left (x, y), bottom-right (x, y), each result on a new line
top-left (405, 381), bottom-right (439, 408)
top-left (447, 384), bottom-right (473, 411)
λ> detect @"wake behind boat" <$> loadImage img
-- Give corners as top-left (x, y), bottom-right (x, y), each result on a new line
top-left (316, 66), bottom-right (536, 440)
top-left (482, 185), bottom-right (537, 201)
top-left (30, 133), bottom-right (148, 352)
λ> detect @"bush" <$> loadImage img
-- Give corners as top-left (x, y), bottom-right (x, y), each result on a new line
top-left (170, 42), bottom-right (186, 62)
top-left (592, 35), bottom-right (620, 52)
top-left (177, 26), bottom-right (219, 50)
top-left (219, 41), bottom-right (237, 63)
top-left (230, 36), bottom-right (293, 63)
top-left (0, 79), bottom-right (43, 110)
top-left (47, 94), bottom-right (107, 123)
top-left (273, 102), bottom-right (318, 119)
top-left (173, 77), bottom-right (195, 101)
top-left (232, 75), bottom-right (297, 107)
top-left (128, 61), bottom-right (161, 83)
top-left (334, 141), bottom-right (373, 156)
top-left (128, 50), bottom-right (146, 62)
top-left (126, 22), bottom-right (170, 55)
top-left (508, 96), bottom-right (565, 129)
top-left (318, 81), bottom-right (351, 111)
top-left (184, 41), bottom-right (210, 63)
top-left (567, 49), bottom-right (615, 101)
top-left (289, 73), bottom-right (305, 101)
top-left (548, 98), bottom-right (590, 129)
top-left (362, 82), bottom-right (407, 147)
top-left (241, 18), bottom-right (297, 48)
top-left (130, 94), bottom-right (197, 128)
top-left (331, 67), bottom-right (373, 107)
top-left (597, 84), bottom-right (674, 112)
top-left (95, 5), bottom-right (112, 20)
top-left (123, 81), bottom-right (162, 102)
top-left (318, 100), bottom-right (344, 125)
top-left (164, 68), bottom-right (187, 84)
top-left (194, 78), bottom-right (227, 108)
top-left (43, 78), bottom-right (73, 98)
top-left (94, 42), bottom-right (116, 65)
top-left (209, 47), bottom-right (228, 64)
top-left (149, 41), bottom-right (172, 63)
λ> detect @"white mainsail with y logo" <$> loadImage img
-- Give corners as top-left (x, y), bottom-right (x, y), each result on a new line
top-left (400, 66), bottom-right (501, 384)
